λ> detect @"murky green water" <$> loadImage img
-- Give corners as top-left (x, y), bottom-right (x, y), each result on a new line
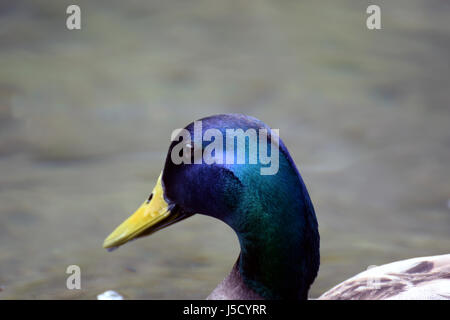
top-left (0, 0), bottom-right (449, 299)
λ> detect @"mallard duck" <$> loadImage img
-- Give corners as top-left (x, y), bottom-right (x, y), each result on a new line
top-left (103, 114), bottom-right (450, 300)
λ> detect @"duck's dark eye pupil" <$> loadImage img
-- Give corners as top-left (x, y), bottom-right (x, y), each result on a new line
top-left (147, 193), bottom-right (153, 203)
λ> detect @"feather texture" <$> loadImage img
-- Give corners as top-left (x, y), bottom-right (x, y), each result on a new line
top-left (318, 254), bottom-right (450, 300)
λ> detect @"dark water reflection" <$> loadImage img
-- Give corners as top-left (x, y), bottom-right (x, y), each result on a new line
top-left (0, 0), bottom-right (449, 299)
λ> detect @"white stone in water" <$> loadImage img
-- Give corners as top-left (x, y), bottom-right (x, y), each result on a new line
top-left (97, 290), bottom-right (124, 300)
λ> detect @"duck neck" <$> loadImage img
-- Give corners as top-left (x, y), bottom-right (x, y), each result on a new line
top-left (237, 216), bottom-right (317, 299)
top-left (231, 171), bottom-right (320, 299)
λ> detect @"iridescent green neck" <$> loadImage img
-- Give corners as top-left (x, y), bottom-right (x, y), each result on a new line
top-left (226, 157), bottom-right (320, 299)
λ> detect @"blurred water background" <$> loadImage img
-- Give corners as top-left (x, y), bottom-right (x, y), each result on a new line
top-left (0, 0), bottom-right (449, 299)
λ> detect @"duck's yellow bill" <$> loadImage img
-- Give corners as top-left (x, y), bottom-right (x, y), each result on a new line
top-left (103, 174), bottom-right (171, 250)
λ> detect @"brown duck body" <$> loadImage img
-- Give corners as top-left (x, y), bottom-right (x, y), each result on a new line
top-left (318, 254), bottom-right (450, 300)
top-left (207, 254), bottom-right (450, 300)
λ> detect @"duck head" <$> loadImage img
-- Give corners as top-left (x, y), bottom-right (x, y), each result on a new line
top-left (103, 114), bottom-right (320, 299)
